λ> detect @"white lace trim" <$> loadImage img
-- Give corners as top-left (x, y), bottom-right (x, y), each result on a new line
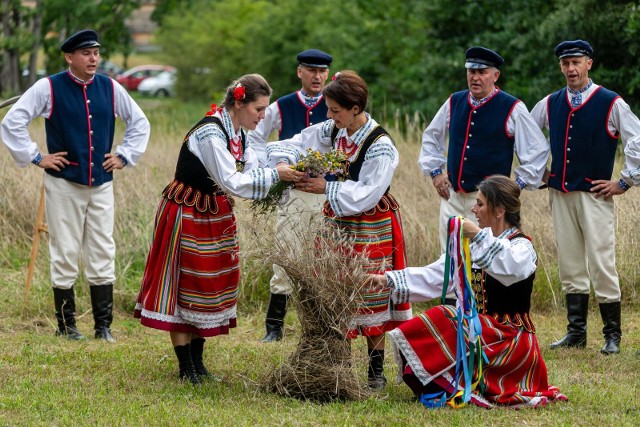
top-left (390, 307), bottom-right (413, 321)
top-left (388, 329), bottom-right (406, 385)
top-left (136, 303), bottom-right (237, 329)
top-left (349, 310), bottom-right (390, 328)
top-left (387, 328), bottom-right (452, 386)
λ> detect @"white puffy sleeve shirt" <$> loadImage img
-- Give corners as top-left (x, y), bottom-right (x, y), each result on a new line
top-left (384, 227), bottom-right (537, 304)
top-left (186, 113), bottom-right (279, 200)
top-left (266, 114), bottom-right (399, 216)
top-left (1, 75), bottom-right (150, 167)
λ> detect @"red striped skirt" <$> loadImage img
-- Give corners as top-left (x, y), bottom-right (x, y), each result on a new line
top-left (388, 305), bottom-right (567, 408)
top-left (323, 196), bottom-right (412, 337)
top-left (134, 194), bottom-right (240, 337)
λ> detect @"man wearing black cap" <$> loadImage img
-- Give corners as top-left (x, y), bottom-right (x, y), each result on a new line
top-left (1, 29), bottom-right (150, 343)
top-left (247, 48), bottom-right (332, 342)
top-left (419, 46), bottom-right (549, 254)
top-left (531, 39), bottom-right (640, 355)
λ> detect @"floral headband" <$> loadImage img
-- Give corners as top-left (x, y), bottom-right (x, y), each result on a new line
top-left (233, 83), bottom-right (246, 101)
top-left (331, 71), bottom-right (342, 81)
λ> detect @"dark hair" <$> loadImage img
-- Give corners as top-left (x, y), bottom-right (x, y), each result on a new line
top-left (322, 70), bottom-right (368, 114)
top-left (222, 74), bottom-right (272, 108)
top-left (477, 175), bottom-right (522, 229)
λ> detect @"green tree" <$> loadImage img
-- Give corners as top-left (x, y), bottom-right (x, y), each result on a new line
top-left (39, 0), bottom-right (141, 75)
top-left (156, 0), bottom-right (270, 102)
top-left (154, 0), bottom-right (640, 118)
top-left (0, 0), bottom-right (39, 94)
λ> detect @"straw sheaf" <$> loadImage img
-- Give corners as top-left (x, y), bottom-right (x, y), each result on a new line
top-left (262, 225), bottom-right (372, 401)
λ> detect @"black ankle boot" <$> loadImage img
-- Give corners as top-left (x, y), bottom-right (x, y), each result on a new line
top-left (599, 302), bottom-right (621, 355)
top-left (262, 294), bottom-right (289, 342)
top-left (367, 348), bottom-right (387, 390)
top-left (90, 284), bottom-right (116, 343)
top-left (550, 293), bottom-right (588, 349)
top-left (190, 338), bottom-right (211, 378)
top-left (174, 344), bottom-right (201, 385)
top-left (53, 287), bottom-right (86, 340)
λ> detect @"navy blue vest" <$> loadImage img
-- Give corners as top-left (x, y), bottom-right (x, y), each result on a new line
top-left (277, 92), bottom-right (328, 140)
top-left (448, 90), bottom-right (518, 192)
top-left (547, 87), bottom-right (619, 192)
top-left (45, 71), bottom-right (116, 186)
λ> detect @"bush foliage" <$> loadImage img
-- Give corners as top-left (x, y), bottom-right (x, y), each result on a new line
top-left (153, 0), bottom-right (640, 118)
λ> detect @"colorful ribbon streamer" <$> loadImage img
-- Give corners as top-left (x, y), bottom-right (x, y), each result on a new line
top-left (421, 216), bottom-right (485, 408)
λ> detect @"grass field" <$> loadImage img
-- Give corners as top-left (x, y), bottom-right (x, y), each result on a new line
top-left (1, 97), bottom-right (639, 426)
top-left (1, 307), bottom-right (639, 426)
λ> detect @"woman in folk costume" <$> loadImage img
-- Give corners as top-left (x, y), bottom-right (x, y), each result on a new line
top-left (370, 175), bottom-right (567, 407)
top-left (134, 74), bottom-right (303, 385)
top-left (267, 70), bottom-right (412, 389)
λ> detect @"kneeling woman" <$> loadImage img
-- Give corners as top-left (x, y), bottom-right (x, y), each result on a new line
top-left (370, 175), bottom-right (566, 408)
top-left (134, 74), bottom-right (302, 384)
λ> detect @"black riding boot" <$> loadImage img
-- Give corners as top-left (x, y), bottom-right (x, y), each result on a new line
top-left (90, 284), bottom-right (116, 343)
top-left (262, 293), bottom-right (289, 342)
top-left (53, 287), bottom-right (86, 340)
top-left (599, 302), bottom-right (621, 355)
top-left (550, 293), bottom-right (588, 349)
top-left (190, 337), bottom-right (211, 378)
top-left (174, 343), bottom-right (201, 385)
top-left (367, 348), bottom-right (387, 390)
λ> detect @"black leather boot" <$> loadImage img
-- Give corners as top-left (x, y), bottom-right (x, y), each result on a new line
top-left (599, 302), bottom-right (621, 355)
top-left (90, 284), bottom-right (116, 343)
top-left (174, 343), bottom-right (201, 385)
top-left (190, 337), bottom-right (211, 378)
top-left (367, 348), bottom-right (387, 390)
top-left (550, 293), bottom-right (588, 349)
top-left (262, 293), bottom-right (289, 342)
top-left (53, 287), bottom-right (86, 340)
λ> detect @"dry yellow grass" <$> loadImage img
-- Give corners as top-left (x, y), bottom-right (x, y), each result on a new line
top-left (1, 101), bottom-right (639, 312)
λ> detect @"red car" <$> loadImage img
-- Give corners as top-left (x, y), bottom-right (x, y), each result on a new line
top-left (116, 65), bottom-right (176, 91)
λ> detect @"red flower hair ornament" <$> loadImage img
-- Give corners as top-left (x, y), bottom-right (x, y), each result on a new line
top-left (205, 103), bottom-right (223, 117)
top-left (233, 83), bottom-right (246, 101)
top-left (331, 72), bottom-right (342, 81)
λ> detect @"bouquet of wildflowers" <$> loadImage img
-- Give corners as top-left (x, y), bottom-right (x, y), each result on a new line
top-left (251, 148), bottom-right (348, 214)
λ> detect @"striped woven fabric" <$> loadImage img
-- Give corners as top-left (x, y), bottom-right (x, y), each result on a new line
top-left (134, 194), bottom-right (240, 337)
top-left (389, 305), bottom-right (567, 408)
top-left (323, 206), bottom-right (413, 337)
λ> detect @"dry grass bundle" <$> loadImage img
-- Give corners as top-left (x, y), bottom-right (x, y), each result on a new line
top-left (261, 225), bottom-right (372, 402)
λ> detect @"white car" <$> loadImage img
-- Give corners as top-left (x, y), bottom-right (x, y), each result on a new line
top-left (137, 70), bottom-right (176, 97)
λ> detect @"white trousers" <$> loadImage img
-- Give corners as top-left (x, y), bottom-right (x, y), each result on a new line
top-left (549, 189), bottom-right (620, 303)
top-left (270, 189), bottom-right (325, 295)
top-left (438, 190), bottom-right (479, 253)
top-left (44, 174), bottom-right (116, 289)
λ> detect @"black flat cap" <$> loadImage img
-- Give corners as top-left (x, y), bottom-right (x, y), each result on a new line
top-left (61, 29), bottom-right (101, 53)
top-left (554, 40), bottom-right (593, 58)
top-left (297, 49), bottom-right (333, 68)
top-left (465, 46), bottom-right (504, 69)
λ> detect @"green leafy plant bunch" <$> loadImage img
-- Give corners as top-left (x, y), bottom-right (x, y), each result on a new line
top-left (251, 148), bottom-right (348, 214)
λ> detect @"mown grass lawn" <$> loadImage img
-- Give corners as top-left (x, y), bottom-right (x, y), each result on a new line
top-left (1, 303), bottom-right (639, 426)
